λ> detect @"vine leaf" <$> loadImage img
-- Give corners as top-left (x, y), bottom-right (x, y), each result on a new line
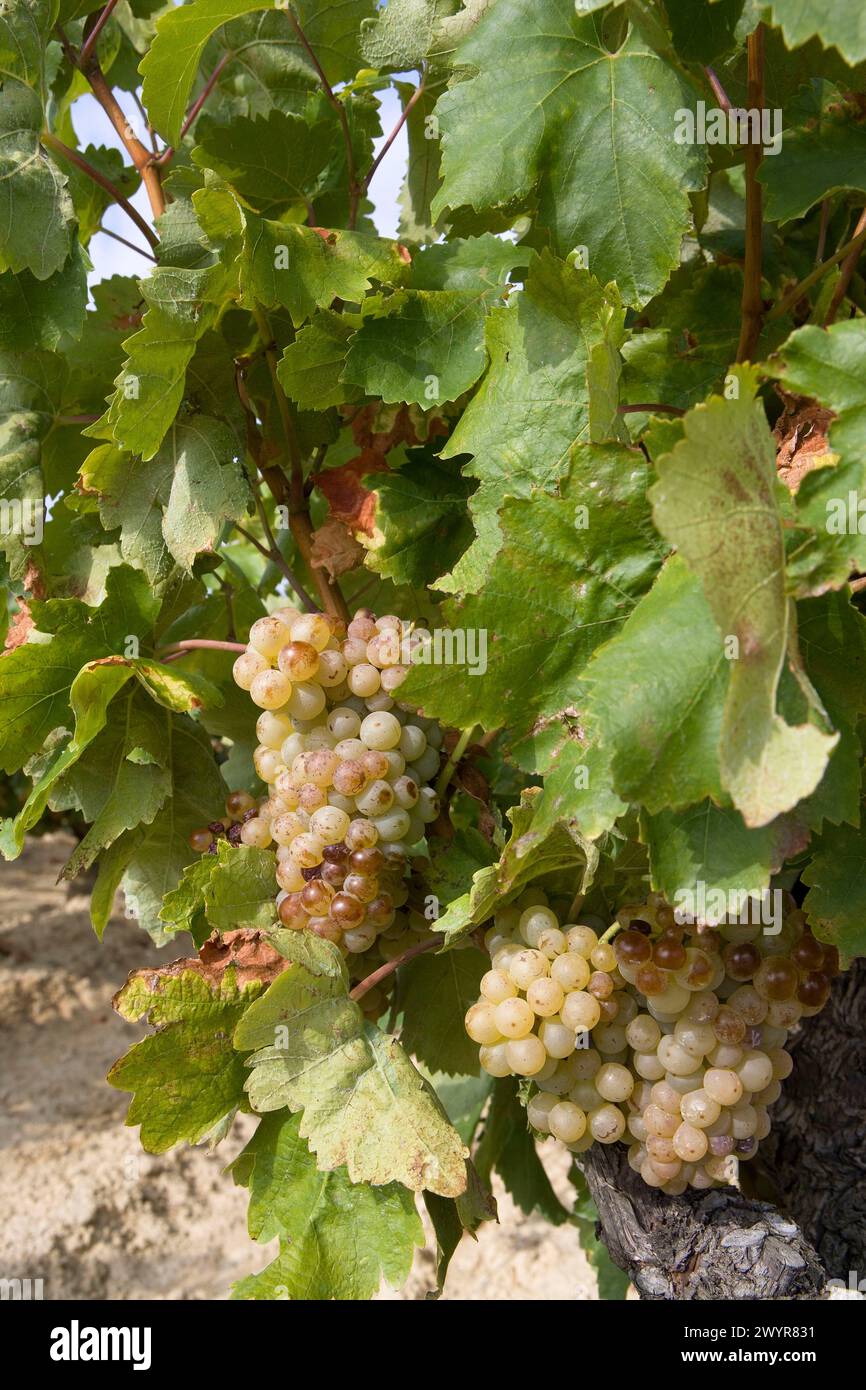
top-left (397, 945), bottom-right (488, 1076)
top-left (0, 245), bottom-right (88, 353)
top-left (85, 198), bottom-right (238, 461)
top-left (160, 842), bottom-right (279, 937)
top-left (770, 321), bottom-right (866, 596)
top-left (0, 566), bottom-right (159, 775)
top-left (583, 555), bottom-right (728, 812)
top-left (650, 371), bottom-right (838, 827)
top-left (758, 112), bottom-right (866, 223)
top-left (80, 415), bottom-right (253, 583)
top-left (276, 310), bottom-right (361, 410)
top-left (364, 453), bottom-right (475, 587)
top-left (109, 964), bottom-right (268, 1153)
top-left (435, 789), bottom-right (599, 945)
top-left (0, 0), bottom-right (75, 279)
top-left (401, 444), bottom-right (664, 740)
top-left (767, 0), bottom-right (866, 66)
top-left (192, 109), bottom-right (341, 218)
top-left (241, 217), bottom-right (408, 328)
top-left (432, 2), bottom-right (707, 306)
top-left (140, 0), bottom-right (378, 145)
top-left (435, 253), bottom-right (627, 593)
top-left (641, 800), bottom-right (801, 910)
top-left (235, 932), bottom-right (468, 1197)
top-left (343, 288), bottom-right (490, 407)
top-left (802, 817), bottom-right (866, 963)
top-left (230, 1112), bottom-right (423, 1300)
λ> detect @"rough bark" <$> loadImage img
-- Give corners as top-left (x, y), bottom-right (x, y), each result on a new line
top-left (756, 958), bottom-right (866, 1282)
top-left (582, 963), bottom-right (865, 1299)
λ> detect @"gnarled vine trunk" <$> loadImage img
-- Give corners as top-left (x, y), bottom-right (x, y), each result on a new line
top-left (583, 962), bottom-right (866, 1299)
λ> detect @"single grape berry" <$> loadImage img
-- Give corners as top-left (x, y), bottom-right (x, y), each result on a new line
top-left (614, 929), bottom-right (651, 965)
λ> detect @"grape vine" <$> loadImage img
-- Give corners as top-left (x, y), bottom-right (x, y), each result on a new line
top-left (1, 0), bottom-right (865, 1306)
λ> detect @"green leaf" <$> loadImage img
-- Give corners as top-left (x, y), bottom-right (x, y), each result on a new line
top-left (409, 233), bottom-right (529, 294)
top-left (161, 841), bottom-right (278, 935)
top-left (80, 415), bottom-right (252, 582)
top-left (398, 80), bottom-right (443, 243)
top-left (113, 717), bottom-right (226, 940)
top-left (0, 565), bottom-right (159, 775)
top-left (141, 0), bottom-right (378, 145)
top-left (242, 216), bottom-right (407, 327)
top-left (759, 112), bottom-right (866, 223)
top-left (475, 1077), bottom-right (568, 1225)
top-left (86, 190), bottom-right (240, 460)
top-left (435, 789), bottom-right (599, 944)
top-left (761, 318), bottom-right (866, 595)
top-left (0, 245), bottom-right (87, 352)
top-left (343, 288), bottom-right (489, 407)
top-left (276, 309), bottom-right (361, 409)
top-left (0, 0), bottom-right (74, 278)
top-left (665, 0), bottom-right (744, 63)
top-left (650, 371), bottom-right (838, 827)
top-left (400, 444), bottom-right (664, 741)
top-left (236, 932), bottom-right (468, 1196)
top-left (435, 254), bottom-right (626, 592)
top-left (364, 452), bottom-right (475, 587)
top-left (768, 0), bottom-right (866, 65)
top-left (109, 964), bottom-right (267, 1153)
top-left (0, 346), bottom-right (67, 578)
top-left (360, 0), bottom-right (443, 69)
top-left (0, 654), bottom-right (211, 860)
top-left (432, 2), bottom-right (707, 306)
top-left (398, 945), bottom-right (488, 1076)
top-left (56, 691), bottom-right (173, 877)
top-left (230, 1112), bottom-right (423, 1301)
top-left (802, 817), bottom-right (866, 962)
top-left (641, 800), bottom-right (798, 909)
top-left (583, 555), bottom-right (728, 811)
top-left (192, 109), bottom-right (340, 218)
top-left (621, 264), bottom-right (742, 413)
top-left (530, 737), bottom-right (628, 843)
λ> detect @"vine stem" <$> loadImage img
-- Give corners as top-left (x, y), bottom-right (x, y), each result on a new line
top-left (251, 304), bottom-right (349, 622)
top-left (156, 54), bottom-right (231, 166)
top-left (360, 76), bottom-right (426, 198)
top-left (97, 224), bottom-right (156, 261)
top-left (765, 222), bottom-right (866, 322)
top-left (283, 10), bottom-right (360, 228)
top-left (42, 132), bottom-right (158, 249)
top-left (232, 520), bottom-right (318, 614)
top-left (78, 0), bottom-right (121, 67)
top-left (349, 935), bottom-right (439, 1002)
top-left (703, 65), bottom-right (732, 113)
top-left (55, 24), bottom-right (165, 221)
top-left (617, 402), bottom-right (686, 417)
top-left (824, 205), bottom-right (866, 325)
top-left (435, 725), bottom-right (476, 799)
top-left (158, 639), bottom-right (246, 657)
top-left (736, 24), bottom-right (765, 363)
top-left (599, 920), bottom-right (624, 946)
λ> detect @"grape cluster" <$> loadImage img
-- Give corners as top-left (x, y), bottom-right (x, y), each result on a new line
top-left (615, 897), bottom-right (837, 1193)
top-left (464, 892), bottom-right (838, 1189)
top-left (465, 895), bottom-right (633, 1152)
top-left (193, 605), bottom-right (444, 957)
